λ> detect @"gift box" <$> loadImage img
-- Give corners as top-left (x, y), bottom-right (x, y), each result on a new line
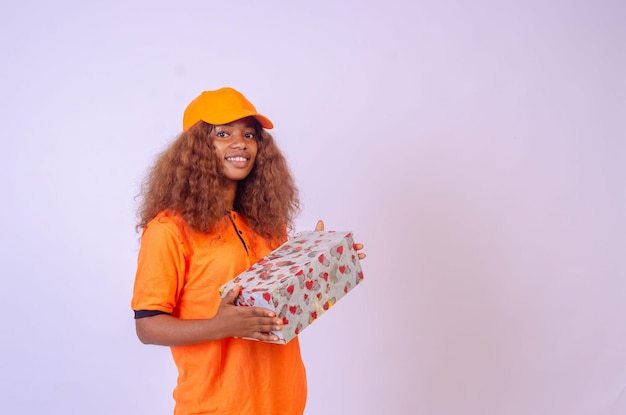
top-left (219, 230), bottom-right (364, 344)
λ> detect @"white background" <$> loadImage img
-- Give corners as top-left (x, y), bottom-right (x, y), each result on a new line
top-left (1, 1), bottom-right (624, 414)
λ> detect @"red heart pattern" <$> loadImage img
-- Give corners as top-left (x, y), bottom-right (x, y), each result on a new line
top-left (220, 231), bottom-right (364, 344)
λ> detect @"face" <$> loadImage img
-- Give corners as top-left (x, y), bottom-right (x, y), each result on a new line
top-left (211, 117), bottom-right (259, 185)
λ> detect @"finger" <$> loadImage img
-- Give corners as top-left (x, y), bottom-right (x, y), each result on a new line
top-left (255, 332), bottom-right (282, 342)
top-left (354, 243), bottom-right (364, 251)
top-left (246, 306), bottom-right (277, 318)
top-left (248, 314), bottom-right (283, 329)
top-left (358, 253), bottom-right (366, 259)
top-left (253, 321), bottom-right (284, 340)
top-left (254, 320), bottom-right (284, 333)
top-left (246, 318), bottom-right (284, 341)
top-left (223, 286), bottom-right (241, 305)
top-left (315, 220), bottom-right (325, 231)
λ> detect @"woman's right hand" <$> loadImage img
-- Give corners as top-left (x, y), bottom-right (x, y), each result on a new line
top-left (135, 286), bottom-right (283, 346)
top-left (213, 285), bottom-right (284, 342)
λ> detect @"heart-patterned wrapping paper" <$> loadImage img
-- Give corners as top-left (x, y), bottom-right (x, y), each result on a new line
top-left (220, 231), bottom-right (365, 344)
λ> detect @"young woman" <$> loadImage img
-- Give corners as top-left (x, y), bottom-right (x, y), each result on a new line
top-left (131, 87), bottom-right (364, 415)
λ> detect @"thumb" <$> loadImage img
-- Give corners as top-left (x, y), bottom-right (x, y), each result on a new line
top-left (314, 220), bottom-right (325, 231)
top-left (223, 285), bottom-right (241, 305)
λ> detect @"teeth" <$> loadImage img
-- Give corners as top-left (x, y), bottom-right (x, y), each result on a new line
top-left (227, 157), bottom-right (247, 162)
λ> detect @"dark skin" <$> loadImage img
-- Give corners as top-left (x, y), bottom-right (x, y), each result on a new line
top-left (135, 220), bottom-right (365, 345)
top-left (135, 119), bottom-right (366, 345)
top-left (135, 285), bottom-right (285, 345)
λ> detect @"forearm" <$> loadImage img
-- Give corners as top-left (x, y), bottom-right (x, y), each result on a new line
top-left (135, 314), bottom-right (227, 347)
top-left (135, 289), bottom-right (284, 346)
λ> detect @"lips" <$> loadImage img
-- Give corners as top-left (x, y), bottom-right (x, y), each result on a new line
top-left (225, 151), bottom-right (250, 161)
top-left (224, 152), bottom-right (252, 168)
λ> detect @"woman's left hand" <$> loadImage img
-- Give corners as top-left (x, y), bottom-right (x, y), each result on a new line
top-left (315, 220), bottom-right (366, 260)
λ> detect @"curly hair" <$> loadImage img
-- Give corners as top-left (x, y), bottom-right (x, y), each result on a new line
top-left (136, 121), bottom-right (300, 243)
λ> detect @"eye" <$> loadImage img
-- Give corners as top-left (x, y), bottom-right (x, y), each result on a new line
top-left (244, 132), bottom-right (256, 140)
top-left (215, 131), bottom-right (228, 139)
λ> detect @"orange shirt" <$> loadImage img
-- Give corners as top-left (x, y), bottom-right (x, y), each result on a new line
top-left (131, 211), bottom-right (307, 415)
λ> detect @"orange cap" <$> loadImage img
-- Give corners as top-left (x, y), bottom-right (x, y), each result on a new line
top-left (182, 87), bottom-right (274, 131)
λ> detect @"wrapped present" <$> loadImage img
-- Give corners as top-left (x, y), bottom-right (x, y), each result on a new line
top-left (219, 230), bottom-right (364, 344)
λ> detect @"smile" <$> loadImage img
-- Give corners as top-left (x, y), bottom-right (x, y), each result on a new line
top-left (226, 156), bottom-right (249, 162)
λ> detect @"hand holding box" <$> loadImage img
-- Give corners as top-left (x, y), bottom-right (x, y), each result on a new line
top-left (220, 231), bottom-right (365, 344)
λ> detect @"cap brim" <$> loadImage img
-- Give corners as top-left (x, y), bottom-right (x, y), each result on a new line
top-left (184, 111), bottom-right (273, 131)
top-left (252, 114), bottom-right (273, 129)
top-left (211, 111), bottom-right (274, 129)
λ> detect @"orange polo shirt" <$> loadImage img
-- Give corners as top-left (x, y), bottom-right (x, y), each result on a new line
top-left (131, 211), bottom-right (307, 415)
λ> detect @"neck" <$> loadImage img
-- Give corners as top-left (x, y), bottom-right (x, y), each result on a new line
top-left (224, 181), bottom-right (237, 211)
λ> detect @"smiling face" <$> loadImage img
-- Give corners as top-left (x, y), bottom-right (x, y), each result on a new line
top-left (211, 117), bottom-right (259, 187)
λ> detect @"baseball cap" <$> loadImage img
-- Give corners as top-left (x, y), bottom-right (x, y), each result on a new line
top-left (182, 87), bottom-right (274, 131)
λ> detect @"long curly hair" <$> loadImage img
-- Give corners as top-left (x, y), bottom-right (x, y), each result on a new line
top-left (136, 120), bottom-right (300, 243)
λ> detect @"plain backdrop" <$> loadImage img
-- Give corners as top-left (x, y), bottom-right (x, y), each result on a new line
top-left (1, 1), bottom-right (624, 414)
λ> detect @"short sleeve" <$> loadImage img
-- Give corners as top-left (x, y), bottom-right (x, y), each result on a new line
top-left (131, 218), bottom-right (188, 315)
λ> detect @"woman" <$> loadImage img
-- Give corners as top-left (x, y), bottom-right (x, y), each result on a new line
top-left (131, 87), bottom-right (364, 415)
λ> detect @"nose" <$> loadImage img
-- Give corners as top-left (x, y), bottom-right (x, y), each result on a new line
top-left (229, 131), bottom-right (247, 149)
